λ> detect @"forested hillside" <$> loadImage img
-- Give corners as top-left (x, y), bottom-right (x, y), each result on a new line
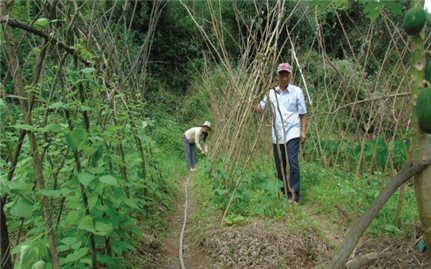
top-left (1, 0), bottom-right (431, 269)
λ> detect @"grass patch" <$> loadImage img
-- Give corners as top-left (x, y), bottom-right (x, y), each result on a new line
top-left (195, 155), bottom-right (420, 239)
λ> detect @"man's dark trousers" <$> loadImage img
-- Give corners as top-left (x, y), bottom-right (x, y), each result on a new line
top-left (273, 138), bottom-right (300, 202)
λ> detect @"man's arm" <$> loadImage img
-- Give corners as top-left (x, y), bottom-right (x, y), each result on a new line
top-left (299, 114), bottom-right (308, 144)
top-left (255, 103), bottom-right (264, 113)
top-left (255, 94), bottom-right (268, 113)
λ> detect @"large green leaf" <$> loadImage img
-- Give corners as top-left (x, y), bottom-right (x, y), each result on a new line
top-left (61, 237), bottom-right (78, 246)
top-left (65, 128), bottom-right (87, 151)
top-left (95, 221), bottom-right (113, 236)
top-left (87, 166), bottom-right (105, 174)
top-left (10, 198), bottom-right (33, 218)
top-left (37, 189), bottom-right (63, 198)
top-left (78, 215), bottom-right (94, 232)
top-left (63, 210), bottom-right (81, 229)
top-left (99, 175), bottom-right (118, 186)
top-left (62, 247), bottom-right (89, 264)
top-left (43, 124), bottom-right (63, 133)
top-left (78, 172), bottom-right (95, 187)
top-left (362, 1), bottom-right (382, 22)
top-left (4, 180), bottom-right (32, 192)
top-left (88, 195), bottom-right (98, 210)
top-left (48, 101), bottom-right (68, 110)
top-left (13, 124), bottom-right (39, 132)
top-left (123, 198), bottom-right (139, 209)
top-left (360, 0), bottom-right (402, 22)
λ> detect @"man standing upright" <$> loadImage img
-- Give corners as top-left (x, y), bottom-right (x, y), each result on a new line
top-left (256, 62), bottom-right (308, 202)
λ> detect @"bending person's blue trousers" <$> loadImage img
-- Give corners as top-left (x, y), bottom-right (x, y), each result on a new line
top-left (183, 136), bottom-right (196, 169)
top-left (273, 138), bottom-right (300, 202)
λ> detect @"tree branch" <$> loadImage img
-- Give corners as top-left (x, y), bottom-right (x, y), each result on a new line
top-left (0, 16), bottom-right (91, 65)
top-left (329, 159), bottom-right (431, 269)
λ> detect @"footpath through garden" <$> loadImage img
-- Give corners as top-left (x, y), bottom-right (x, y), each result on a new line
top-left (156, 173), bottom-right (212, 269)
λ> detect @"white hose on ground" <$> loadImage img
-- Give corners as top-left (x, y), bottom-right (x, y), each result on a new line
top-left (179, 174), bottom-right (191, 269)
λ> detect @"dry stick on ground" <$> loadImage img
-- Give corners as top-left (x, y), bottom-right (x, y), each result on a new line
top-left (329, 159), bottom-right (431, 269)
top-left (344, 251), bottom-right (380, 269)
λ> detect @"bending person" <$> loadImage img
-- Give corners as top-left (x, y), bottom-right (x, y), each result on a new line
top-left (183, 121), bottom-right (211, 172)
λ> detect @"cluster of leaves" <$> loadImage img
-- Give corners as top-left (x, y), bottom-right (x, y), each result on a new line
top-left (202, 157), bottom-right (287, 224)
top-left (1, 65), bottom-right (176, 268)
top-left (301, 162), bottom-right (420, 236)
top-left (305, 134), bottom-right (410, 172)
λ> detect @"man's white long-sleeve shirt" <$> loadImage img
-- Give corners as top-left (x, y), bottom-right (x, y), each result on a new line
top-left (259, 85), bottom-right (307, 144)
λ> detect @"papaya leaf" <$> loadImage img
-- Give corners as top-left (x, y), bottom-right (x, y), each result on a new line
top-left (332, 0), bottom-right (349, 8)
top-left (362, 1), bottom-right (382, 22)
top-left (384, 1), bottom-right (402, 16)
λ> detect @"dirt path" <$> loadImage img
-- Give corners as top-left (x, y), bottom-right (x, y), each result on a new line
top-left (157, 173), bottom-right (213, 269)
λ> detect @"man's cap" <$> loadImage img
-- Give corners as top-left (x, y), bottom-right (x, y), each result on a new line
top-left (277, 63), bottom-right (292, 73)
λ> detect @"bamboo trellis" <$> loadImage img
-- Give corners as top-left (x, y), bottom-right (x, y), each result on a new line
top-left (181, 0), bottom-right (431, 221)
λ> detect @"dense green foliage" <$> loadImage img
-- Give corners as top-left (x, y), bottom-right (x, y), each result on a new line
top-left (196, 156), bottom-right (419, 237)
